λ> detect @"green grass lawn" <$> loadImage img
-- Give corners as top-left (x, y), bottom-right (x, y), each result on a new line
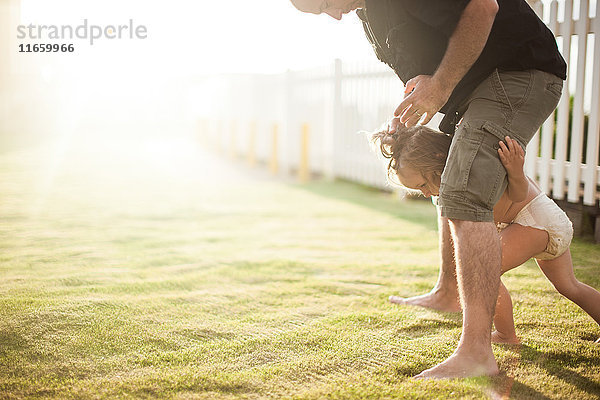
top-left (1, 141), bottom-right (599, 399)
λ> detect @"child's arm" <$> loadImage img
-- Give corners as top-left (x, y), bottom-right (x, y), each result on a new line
top-left (498, 136), bottom-right (528, 202)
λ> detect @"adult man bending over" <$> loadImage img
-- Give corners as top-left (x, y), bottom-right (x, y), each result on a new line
top-left (290, 0), bottom-right (566, 379)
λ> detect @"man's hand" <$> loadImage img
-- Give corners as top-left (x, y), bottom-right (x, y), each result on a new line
top-left (498, 136), bottom-right (525, 178)
top-left (389, 0), bottom-right (498, 133)
top-left (392, 75), bottom-right (452, 130)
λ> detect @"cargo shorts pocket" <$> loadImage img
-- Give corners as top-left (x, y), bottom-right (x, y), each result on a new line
top-left (440, 121), bottom-right (508, 211)
top-left (493, 69), bottom-right (534, 111)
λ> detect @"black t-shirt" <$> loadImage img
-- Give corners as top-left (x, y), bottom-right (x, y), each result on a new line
top-left (359, 0), bottom-right (567, 133)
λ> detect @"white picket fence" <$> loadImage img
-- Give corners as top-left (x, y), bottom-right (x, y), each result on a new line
top-left (532, 0), bottom-right (600, 206)
top-left (197, 0), bottom-right (600, 208)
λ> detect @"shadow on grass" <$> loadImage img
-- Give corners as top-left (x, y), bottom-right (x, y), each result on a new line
top-left (491, 342), bottom-right (600, 399)
top-left (0, 330), bottom-right (29, 355)
top-left (508, 380), bottom-right (553, 399)
top-left (487, 375), bottom-right (552, 400)
top-left (389, 313), bottom-right (598, 398)
top-left (518, 344), bottom-right (600, 396)
top-left (396, 317), bottom-right (461, 339)
top-left (290, 179), bottom-right (438, 231)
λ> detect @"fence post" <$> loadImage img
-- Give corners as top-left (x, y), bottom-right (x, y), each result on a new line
top-left (539, 0), bottom-right (559, 195)
top-left (525, 130), bottom-right (539, 178)
top-left (326, 58), bottom-right (343, 181)
top-left (521, 0), bottom-right (542, 176)
top-left (552, 0), bottom-right (573, 200)
top-left (526, 0), bottom-right (542, 18)
top-left (567, 0), bottom-right (589, 202)
top-left (282, 70), bottom-right (294, 176)
top-left (299, 123), bottom-right (310, 183)
top-left (584, 8), bottom-right (600, 206)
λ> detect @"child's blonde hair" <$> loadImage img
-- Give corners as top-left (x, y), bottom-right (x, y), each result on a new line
top-left (370, 125), bottom-right (453, 186)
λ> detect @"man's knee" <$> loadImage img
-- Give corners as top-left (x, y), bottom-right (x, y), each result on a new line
top-left (448, 219), bottom-right (500, 248)
top-left (448, 218), bottom-right (493, 233)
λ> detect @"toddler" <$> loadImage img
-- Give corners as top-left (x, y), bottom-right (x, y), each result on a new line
top-left (371, 125), bottom-right (600, 343)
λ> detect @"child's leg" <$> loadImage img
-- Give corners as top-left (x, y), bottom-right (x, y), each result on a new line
top-left (499, 223), bottom-right (549, 274)
top-left (489, 224), bottom-right (548, 344)
top-left (537, 249), bottom-right (600, 328)
top-left (492, 280), bottom-right (520, 344)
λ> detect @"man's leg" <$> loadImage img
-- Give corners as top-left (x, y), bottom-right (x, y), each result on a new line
top-left (415, 69), bottom-right (563, 379)
top-left (416, 219), bottom-right (501, 378)
top-left (389, 209), bottom-right (461, 312)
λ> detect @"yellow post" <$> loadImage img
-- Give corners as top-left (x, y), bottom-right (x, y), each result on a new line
top-left (299, 123), bottom-right (310, 183)
top-left (247, 121), bottom-right (257, 167)
top-left (269, 124), bottom-right (279, 175)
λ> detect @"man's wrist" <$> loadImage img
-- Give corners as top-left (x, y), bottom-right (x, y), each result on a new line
top-left (431, 72), bottom-right (456, 98)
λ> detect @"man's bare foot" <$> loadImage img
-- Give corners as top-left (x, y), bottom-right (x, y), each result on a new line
top-left (414, 349), bottom-right (499, 380)
top-left (389, 290), bottom-right (461, 313)
top-left (491, 330), bottom-right (520, 345)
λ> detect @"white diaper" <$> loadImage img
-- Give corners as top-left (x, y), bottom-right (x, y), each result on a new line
top-left (497, 193), bottom-right (573, 260)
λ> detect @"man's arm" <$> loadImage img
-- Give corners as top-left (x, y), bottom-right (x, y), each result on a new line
top-left (391, 0), bottom-right (499, 130)
top-left (498, 137), bottom-right (528, 202)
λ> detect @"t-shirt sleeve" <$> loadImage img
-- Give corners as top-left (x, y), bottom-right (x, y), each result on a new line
top-left (400, 0), bottom-right (471, 36)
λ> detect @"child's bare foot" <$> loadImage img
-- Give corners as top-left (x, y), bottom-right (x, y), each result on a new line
top-left (491, 330), bottom-right (520, 345)
top-left (389, 289), bottom-right (461, 313)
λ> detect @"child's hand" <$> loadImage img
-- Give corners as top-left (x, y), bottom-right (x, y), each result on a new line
top-left (498, 136), bottom-right (525, 178)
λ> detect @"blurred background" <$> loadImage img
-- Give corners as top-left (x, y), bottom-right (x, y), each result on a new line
top-left (1, 0), bottom-right (599, 239)
top-left (0, 0), bottom-right (375, 148)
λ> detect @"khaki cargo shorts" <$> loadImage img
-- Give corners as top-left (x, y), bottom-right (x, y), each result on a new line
top-left (438, 69), bottom-right (563, 222)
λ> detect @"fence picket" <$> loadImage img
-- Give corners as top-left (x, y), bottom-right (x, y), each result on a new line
top-left (201, 0), bottom-right (599, 207)
top-left (568, 0), bottom-right (590, 201)
top-left (553, 0), bottom-right (574, 200)
top-left (539, 0), bottom-right (561, 194)
top-left (584, 5), bottom-right (600, 205)
top-left (526, 0), bottom-right (542, 178)
top-left (525, 130), bottom-right (540, 178)
top-left (548, 0), bottom-right (560, 34)
top-left (539, 113), bottom-right (556, 194)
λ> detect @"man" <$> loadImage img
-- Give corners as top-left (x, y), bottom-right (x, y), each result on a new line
top-left (290, 0), bottom-right (566, 379)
